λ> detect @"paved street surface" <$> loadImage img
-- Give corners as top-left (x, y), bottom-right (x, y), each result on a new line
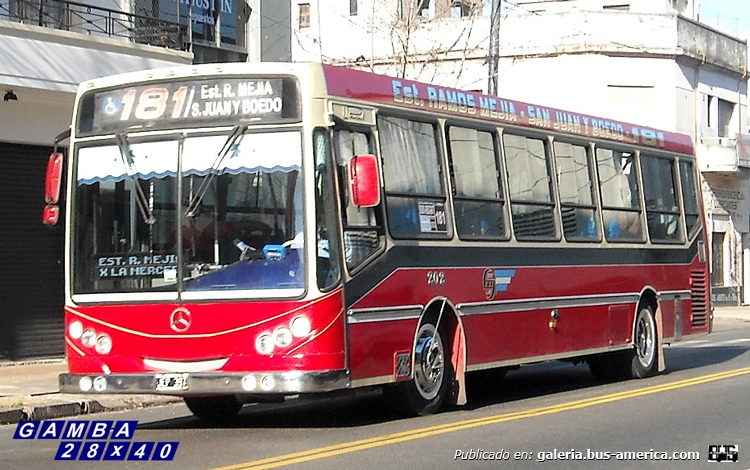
top-left (2, 306), bottom-right (750, 469)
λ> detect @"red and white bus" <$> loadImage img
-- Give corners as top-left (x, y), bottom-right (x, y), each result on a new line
top-left (47, 62), bottom-right (710, 420)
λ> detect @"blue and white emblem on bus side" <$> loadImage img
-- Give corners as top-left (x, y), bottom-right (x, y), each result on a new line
top-left (483, 268), bottom-right (516, 300)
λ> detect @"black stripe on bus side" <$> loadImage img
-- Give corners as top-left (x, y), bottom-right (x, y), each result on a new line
top-left (343, 238), bottom-right (703, 308)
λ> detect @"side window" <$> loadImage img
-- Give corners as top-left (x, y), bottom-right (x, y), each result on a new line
top-left (679, 160), bottom-right (702, 238)
top-left (448, 126), bottom-right (506, 240)
top-left (553, 141), bottom-right (599, 241)
top-left (503, 133), bottom-right (557, 240)
top-left (378, 115), bottom-right (448, 239)
top-left (596, 148), bottom-right (644, 242)
top-left (641, 155), bottom-right (683, 243)
top-left (333, 128), bottom-right (384, 270)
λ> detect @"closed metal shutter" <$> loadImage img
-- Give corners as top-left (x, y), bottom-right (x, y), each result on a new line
top-left (0, 143), bottom-right (65, 360)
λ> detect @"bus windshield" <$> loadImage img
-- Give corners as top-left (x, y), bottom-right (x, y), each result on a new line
top-left (72, 130), bottom-right (305, 299)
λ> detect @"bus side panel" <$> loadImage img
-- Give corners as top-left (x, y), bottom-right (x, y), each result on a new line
top-left (461, 305), bottom-right (615, 365)
top-left (347, 320), bottom-right (418, 381)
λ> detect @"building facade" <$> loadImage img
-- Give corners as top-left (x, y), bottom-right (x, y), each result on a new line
top-left (291, 0), bottom-right (750, 306)
top-left (0, 0), bottom-right (270, 359)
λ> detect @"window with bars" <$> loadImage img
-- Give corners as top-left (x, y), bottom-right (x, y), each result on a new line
top-left (299, 3), bottom-right (311, 28)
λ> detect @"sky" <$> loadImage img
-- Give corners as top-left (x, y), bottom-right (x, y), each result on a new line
top-left (693, 1), bottom-right (750, 39)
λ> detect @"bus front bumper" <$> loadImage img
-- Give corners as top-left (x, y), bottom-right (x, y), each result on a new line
top-left (59, 370), bottom-right (350, 396)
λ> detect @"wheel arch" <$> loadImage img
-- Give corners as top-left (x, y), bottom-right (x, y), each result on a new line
top-left (418, 297), bottom-right (467, 406)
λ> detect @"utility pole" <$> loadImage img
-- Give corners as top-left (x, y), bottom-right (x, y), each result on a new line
top-left (214, 0), bottom-right (222, 48)
top-left (488, 0), bottom-right (501, 95)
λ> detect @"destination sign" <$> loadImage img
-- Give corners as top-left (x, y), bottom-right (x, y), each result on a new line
top-left (78, 77), bottom-right (301, 134)
top-left (322, 65), bottom-right (694, 154)
top-left (95, 252), bottom-right (177, 280)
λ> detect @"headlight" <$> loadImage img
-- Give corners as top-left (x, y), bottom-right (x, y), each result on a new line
top-left (256, 334), bottom-right (274, 355)
top-left (81, 329), bottom-right (97, 348)
top-left (68, 321), bottom-right (83, 339)
top-left (290, 315), bottom-right (311, 337)
top-left (273, 327), bottom-right (293, 348)
top-left (95, 334), bottom-right (112, 355)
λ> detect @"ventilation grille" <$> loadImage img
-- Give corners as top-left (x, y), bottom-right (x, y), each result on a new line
top-left (690, 270), bottom-right (709, 327)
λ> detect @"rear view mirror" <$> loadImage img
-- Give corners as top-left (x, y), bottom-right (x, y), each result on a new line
top-left (45, 152), bottom-right (64, 204)
top-left (349, 154), bottom-right (380, 208)
top-left (43, 152), bottom-right (64, 226)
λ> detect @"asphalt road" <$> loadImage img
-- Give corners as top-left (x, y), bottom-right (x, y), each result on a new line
top-left (2, 316), bottom-right (750, 470)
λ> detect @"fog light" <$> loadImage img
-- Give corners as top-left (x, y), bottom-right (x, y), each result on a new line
top-left (241, 375), bottom-right (257, 391)
top-left (290, 315), bottom-right (311, 337)
top-left (256, 334), bottom-right (274, 355)
top-left (69, 321), bottom-right (83, 340)
top-left (79, 376), bottom-right (93, 392)
top-left (93, 376), bottom-right (107, 392)
top-left (273, 327), bottom-right (292, 348)
top-left (81, 329), bottom-right (97, 348)
top-left (260, 374), bottom-right (275, 391)
top-left (95, 334), bottom-right (112, 355)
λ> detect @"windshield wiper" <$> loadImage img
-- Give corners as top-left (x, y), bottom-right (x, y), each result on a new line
top-left (184, 124), bottom-right (248, 218)
top-left (115, 134), bottom-right (155, 225)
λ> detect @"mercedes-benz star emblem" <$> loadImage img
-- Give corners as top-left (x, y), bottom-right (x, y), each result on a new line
top-left (170, 307), bottom-right (192, 333)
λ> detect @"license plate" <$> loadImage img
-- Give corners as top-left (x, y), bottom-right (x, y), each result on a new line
top-left (154, 373), bottom-right (189, 391)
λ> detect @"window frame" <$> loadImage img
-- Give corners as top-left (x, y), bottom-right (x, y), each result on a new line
top-left (502, 131), bottom-right (559, 241)
top-left (298, 3), bottom-right (311, 28)
top-left (446, 123), bottom-right (508, 241)
top-left (377, 113), bottom-right (451, 240)
top-left (678, 159), bottom-right (703, 240)
top-left (552, 140), bottom-right (601, 242)
top-left (640, 154), bottom-right (685, 244)
top-left (595, 146), bottom-right (646, 243)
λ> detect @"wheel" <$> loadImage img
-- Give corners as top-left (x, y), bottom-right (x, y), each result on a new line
top-left (184, 395), bottom-right (243, 421)
top-left (587, 304), bottom-right (658, 381)
top-left (385, 322), bottom-right (453, 416)
top-left (628, 305), bottom-right (658, 378)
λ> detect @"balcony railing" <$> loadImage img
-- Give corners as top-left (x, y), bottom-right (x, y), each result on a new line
top-left (0, 0), bottom-right (189, 51)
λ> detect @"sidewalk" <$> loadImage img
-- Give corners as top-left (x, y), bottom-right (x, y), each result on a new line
top-left (0, 359), bottom-right (181, 425)
top-left (2, 306), bottom-right (749, 426)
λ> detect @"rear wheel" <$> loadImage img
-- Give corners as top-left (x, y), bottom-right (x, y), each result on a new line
top-left (184, 395), bottom-right (243, 422)
top-left (628, 305), bottom-right (658, 378)
top-left (587, 304), bottom-right (658, 381)
top-left (385, 322), bottom-right (453, 416)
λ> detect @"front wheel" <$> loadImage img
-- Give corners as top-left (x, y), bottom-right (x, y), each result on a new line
top-left (184, 395), bottom-right (243, 422)
top-left (385, 322), bottom-right (453, 417)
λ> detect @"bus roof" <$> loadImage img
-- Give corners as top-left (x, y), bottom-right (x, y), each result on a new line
top-left (74, 61), bottom-right (693, 155)
top-left (322, 64), bottom-right (694, 155)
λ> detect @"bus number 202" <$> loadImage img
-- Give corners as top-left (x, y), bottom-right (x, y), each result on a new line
top-left (427, 271), bottom-right (446, 285)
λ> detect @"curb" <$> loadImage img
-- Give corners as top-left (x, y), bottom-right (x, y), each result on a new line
top-left (0, 397), bottom-right (181, 426)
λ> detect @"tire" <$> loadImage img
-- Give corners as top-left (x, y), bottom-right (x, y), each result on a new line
top-left (184, 395), bottom-right (243, 422)
top-left (385, 322), bottom-right (453, 417)
top-left (588, 304), bottom-right (658, 381)
top-left (628, 305), bottom-right (658, 378)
